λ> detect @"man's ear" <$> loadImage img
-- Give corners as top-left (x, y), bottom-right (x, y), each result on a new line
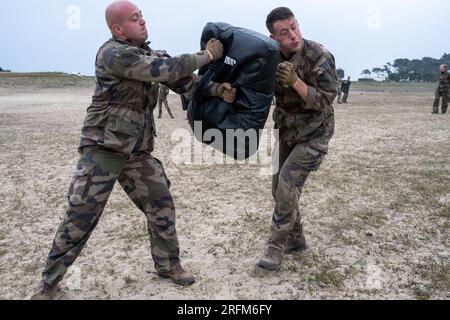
top-left (269, 33), bottom-right (275, 40)
top-left (111, 24), bottom-right (123, 36)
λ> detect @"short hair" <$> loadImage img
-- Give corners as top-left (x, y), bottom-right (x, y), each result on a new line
top-left (266, 7), bottom-right (295, 34)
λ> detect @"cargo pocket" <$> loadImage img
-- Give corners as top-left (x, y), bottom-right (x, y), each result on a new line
top-left (300, 143), bottom-right (325, 172)
top-left (102, 115), bottom-right (143, 155)
top-left (68, 163), bottom-right (96, 206)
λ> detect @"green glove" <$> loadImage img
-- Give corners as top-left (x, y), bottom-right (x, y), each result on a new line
top-left (276, 62), bottom-right (299, 88)
top-left (206, 38), bottom-right (224, 61)
top-left (217, 83), bottom-right (237, 103)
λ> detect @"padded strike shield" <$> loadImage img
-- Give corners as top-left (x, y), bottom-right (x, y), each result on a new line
top-left (187, 22), bottom-right (280, 160)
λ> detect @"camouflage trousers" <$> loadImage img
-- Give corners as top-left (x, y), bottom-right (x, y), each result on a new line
top-left (42, 146), bottom-right (180, 286)
top-left (158, 98), bottom-right (173, 118)
top-left (336, 87), bottom-right (342, 103)
top-left (268, 141), bottom-right (326, 252)
top-left (433, 90), bottom-right (448, 114)
top-left (342, 92), bottom-right (349, 103)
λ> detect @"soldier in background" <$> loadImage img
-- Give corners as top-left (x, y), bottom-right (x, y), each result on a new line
top-left (432, 64), bottom-right (450, 114)
top-left (341, 76), bottom-right (351, 103)
top-left (157, 84), bottom-right (174, 119)
top-left (31, 0), bottom-right (235, 300)
top-left (257, 7), bottom-right (337, 271)
top-left (336, 77), bottom-right (342, 104)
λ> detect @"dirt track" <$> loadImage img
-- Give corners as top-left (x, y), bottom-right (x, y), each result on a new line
top-left (0, 76), bottom-right (448, 299)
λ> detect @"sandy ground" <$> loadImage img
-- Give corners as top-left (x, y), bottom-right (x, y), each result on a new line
top-left (0, 76), bottom-right (448, 300)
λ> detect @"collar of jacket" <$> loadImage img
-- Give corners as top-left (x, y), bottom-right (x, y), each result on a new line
top-left (110, 37), bottom-right (151, 51)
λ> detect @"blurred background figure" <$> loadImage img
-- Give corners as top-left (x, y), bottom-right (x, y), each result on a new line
top-left (432, 64), bottom-right (449, 114)
top-left (157, 84), bottom-right (174, 119)
top-left (341, 76), bottom-right (352, 103)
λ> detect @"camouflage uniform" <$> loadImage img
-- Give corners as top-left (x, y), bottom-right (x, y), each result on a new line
top-left (157, 84), bottom-right (174, 119)
top-left (336, 78), bottom-right (342, 103)
top-left (341, 79), bottom-right (351, 103)
top-left (41, 37), bottom-right (214, 286)
top-left (268, 39), bottom-right (337, 254)
top-left (433, 71), bottom-right (450, 114)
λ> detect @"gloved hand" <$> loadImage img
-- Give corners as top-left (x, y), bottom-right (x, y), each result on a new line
top-left (206, 38), bottom-right (224, 62)
top-left (217, 83), bottom-right (237, 103)
top-left (276, 62), bottom-right (299, 87)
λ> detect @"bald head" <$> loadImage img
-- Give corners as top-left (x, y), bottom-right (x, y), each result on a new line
top-left (105, 1), bottom-right (148, 45)
top-left (105, 1), bottom-right (137, 29)
top-left (439, 64), bottom-right (447, 73)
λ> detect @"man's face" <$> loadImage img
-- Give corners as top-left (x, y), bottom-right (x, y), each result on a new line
top-left (439, 65), bottom-right (447, 73)
top-left (270, 17), bottom-right (303, 56)
top-left (118, 4), bottom-right (148, 45)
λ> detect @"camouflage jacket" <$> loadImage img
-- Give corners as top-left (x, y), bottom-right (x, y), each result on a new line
top-left (80, 37), bottom-right (212, 155)
top-left (273, 39), bottom-right (338, 153)
top-left (437, 71), bottom-right (450, 92)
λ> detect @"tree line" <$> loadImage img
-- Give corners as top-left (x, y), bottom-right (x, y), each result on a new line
top-left (361, 53), bottom-right (450, 82)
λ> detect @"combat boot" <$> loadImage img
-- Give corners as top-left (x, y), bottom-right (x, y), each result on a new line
top-left (257, 247), bottom-right (284, 271)
top-left (30, 280), bottom-right (59, 300)
top-left (157, 265), bottom-right (195, 286)
top-left (285, 234), bottom-right (308, 254)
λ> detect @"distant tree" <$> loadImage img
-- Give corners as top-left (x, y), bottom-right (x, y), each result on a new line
top-left (371, 67), bottom-right (383, 79)
top-left (361, 69), bottom-right (372, 78)
top-left (337, 68), bottom-right (345, 79)
top-left (384, 64), bottom-right (393, 74)
top-left (441, 53), bottom-right (450, 66)
top-left (365, 53), bottom-right (450, 82)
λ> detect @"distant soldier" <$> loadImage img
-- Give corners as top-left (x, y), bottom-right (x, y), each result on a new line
top-left (30, 0), bottom-right (235, 300)
top-left (157, 84), bottom-right (174, 119)
top-left (341, 76), bottom-right (351, 103)
top-left (432, 64), bottom-right (450, 114)
top-left (336, 77), bottom-right (342, 104)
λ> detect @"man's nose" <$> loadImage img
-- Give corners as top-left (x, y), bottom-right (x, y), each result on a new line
top-left (141, 18), bottom-right (146, 26)
top-left (288, 30), bottom-right (297, 40)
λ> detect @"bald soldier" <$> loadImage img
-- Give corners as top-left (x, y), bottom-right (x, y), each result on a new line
top-left (432, 64), bottom-right (450, 114)
top-left (257, 7), bottom-right (338, 271)
top-left (31, 1), bottom-right (235, 300)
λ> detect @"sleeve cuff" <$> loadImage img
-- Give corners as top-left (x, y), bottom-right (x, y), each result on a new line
top-left (193, 51), bottom-right (211, 69)
top-left (304, 85), bottom-right (317, 109)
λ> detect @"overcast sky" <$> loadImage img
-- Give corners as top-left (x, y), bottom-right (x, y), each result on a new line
top-left (1, 0), bottom-right (449, 78)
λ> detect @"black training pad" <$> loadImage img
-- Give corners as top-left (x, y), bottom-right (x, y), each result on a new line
top-left (187, 22), bottom-right (280, 160)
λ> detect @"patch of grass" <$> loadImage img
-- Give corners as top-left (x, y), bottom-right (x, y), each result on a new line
top-left (413, 286), bottom-right (432, 300)
top-left (352, 81), bottom-right (435, 93)
top-left (355, 210), bottom-right (387, 228)
top-left (305, 256), bottom-right (346, 288)
top-left (124, 275), bottom-right (137, 286)
top-left (310, 268), bottom-right (345, 288)
top-left (410, 257), bottom-right (450, 298)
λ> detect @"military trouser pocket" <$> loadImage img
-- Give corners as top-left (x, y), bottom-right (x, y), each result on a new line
top-left (102, 115), bottom-right (143, 155)
top-left (68, 163), bottom-right (96, 206)
top-left (291, 142), bottom-right (325, 172)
